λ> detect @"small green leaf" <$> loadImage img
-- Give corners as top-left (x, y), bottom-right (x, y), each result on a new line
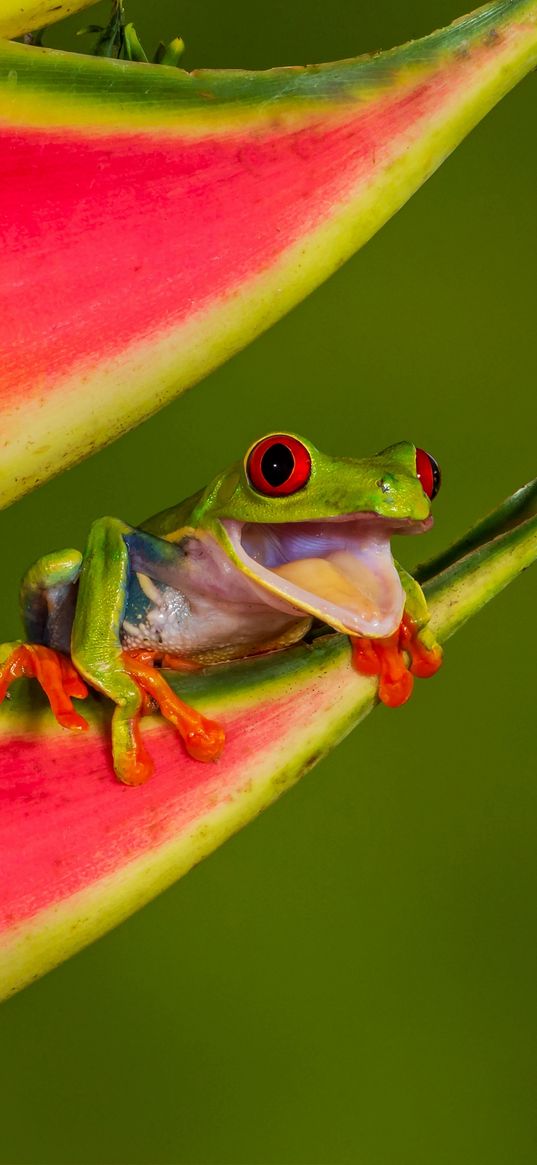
top-left (153, 37), bottom-right (185, 68)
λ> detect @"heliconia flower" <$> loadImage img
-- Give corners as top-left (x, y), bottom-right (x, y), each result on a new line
top-left (0, 481), bottom-right (535, 1001)
top-left (1, 0), bottom-right (536, 508)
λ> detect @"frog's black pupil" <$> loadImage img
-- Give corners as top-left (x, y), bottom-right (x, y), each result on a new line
top-left (260, 443), bottom-right (295, 487)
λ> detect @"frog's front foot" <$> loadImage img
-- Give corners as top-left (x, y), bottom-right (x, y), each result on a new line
top-left (121, 651), bottom-right (225, 772)
top-left (0, 642), bottom-right (89, 729)
top-left (351, 613), bottom-right (442, 707)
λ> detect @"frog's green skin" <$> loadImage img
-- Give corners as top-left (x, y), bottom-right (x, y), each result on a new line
top-left (8, 434), bottom-right (438, 780)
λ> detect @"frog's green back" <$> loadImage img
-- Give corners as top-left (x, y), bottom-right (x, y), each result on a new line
top-left (140, 488), bottom-right (205, 541)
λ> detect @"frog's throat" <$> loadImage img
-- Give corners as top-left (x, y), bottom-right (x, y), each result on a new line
top-left (220, 514), bottom-right (432, 639)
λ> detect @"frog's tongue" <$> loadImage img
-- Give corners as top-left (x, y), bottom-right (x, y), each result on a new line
top-left (222, 517), bottom-right (424, 638)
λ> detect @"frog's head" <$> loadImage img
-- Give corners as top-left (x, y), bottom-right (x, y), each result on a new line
top-left (192, 433), bottom-right (441, 639)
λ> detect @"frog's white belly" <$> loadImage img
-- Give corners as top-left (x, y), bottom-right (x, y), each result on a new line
top-left (121, 579), bottom-right (302, 657)
top-left (121, 577), bottom-right (191, 650)
top-left (120, 532), bottom-right (308, 660)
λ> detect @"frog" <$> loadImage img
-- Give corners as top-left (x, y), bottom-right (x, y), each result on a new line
top-left (0, 433), bottom-right (442, 785)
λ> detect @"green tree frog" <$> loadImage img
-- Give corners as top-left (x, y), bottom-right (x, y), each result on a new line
top-left (0, 434), bottom-right (442, 785)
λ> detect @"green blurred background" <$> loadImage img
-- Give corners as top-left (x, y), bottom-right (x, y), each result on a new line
top-left (1, 2), bottom-right (536, 1162)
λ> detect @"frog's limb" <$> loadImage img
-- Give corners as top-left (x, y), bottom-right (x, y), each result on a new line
top-left (160, 653), bottom-right (202, 672)
top-left (350, 562), bottom-right (442, 706)
top-left (120, 648), bottom-right (223, 758)
top-left (71, 516), bottom-right (156, 785)
top-left (20, 548), bottom-right (83, 650)
top-left (71, 517), bottom-right (224, 784)
top-left (0, 642), bottom-right (89, 729)
top-left (0, 550), bottom-right (89, 726)
top-left (395, 563), bottom-right (443, 677)
top-left (395, 561), bottom-right (431, 630)
top-left (122, 652), bottom-right (225, 763)
top-left (351, 632), bottom-right (414, 707)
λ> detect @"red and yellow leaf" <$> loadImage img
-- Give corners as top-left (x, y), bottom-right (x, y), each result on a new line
top-left (1, 0), bottom-right (536, 507)
top-left (0, 490), bottom-right (535, 1001)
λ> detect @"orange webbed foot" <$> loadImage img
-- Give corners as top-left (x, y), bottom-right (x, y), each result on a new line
top-left (0, 644), bottom-right (89, 730)
top-left (351, 633), bottom-right (413, 707)
top-left (351, 614), bottom-right (442, 708)
top-left (122, 651), bottom-right (225, 763)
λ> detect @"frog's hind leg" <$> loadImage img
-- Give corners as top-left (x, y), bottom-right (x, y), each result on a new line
top-left (122, 651), bottom-right (225, 764)
top-left (0, 550), bottom-right (89, 729)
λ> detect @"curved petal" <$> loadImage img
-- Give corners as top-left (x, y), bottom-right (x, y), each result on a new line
top-left (1, 0), bottom-right (536, 507)
top-left (0, 486), bottom-right (535, 1000)
top-left (0, 0), bottom-right (96, 39)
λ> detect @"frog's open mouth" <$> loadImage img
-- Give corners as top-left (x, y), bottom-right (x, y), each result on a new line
top-left (222, 514), bottom-right (432, 638)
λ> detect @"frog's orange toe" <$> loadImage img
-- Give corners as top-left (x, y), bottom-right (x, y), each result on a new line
top-left (183, 720), bottom-right (226, 763)
top-left (54, 708), bottom-right (89, 732)
top-left (351, 633), bottom-right (413, 708)
top-left (59, 655), bottom-right (89, 701)
top-left (399, 613), bottom-right (443, 678)
top-left (409, 644), bottom-right (443, 679)
top-left (378, 668), bottom-right (414, 708)
top-left (375, 635), bottom-right (414, 708)
top-left (115, 742), bottom-right (154, 787)
top-left (350, 637), bottom-right (380, 676)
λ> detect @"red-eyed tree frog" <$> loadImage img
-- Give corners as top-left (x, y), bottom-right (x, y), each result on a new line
top-left (0, 434), bottom-right (442, 785)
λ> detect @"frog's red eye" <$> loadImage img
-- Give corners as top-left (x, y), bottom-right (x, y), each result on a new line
top-left (247, 435), bottom-right (312, 496)
top-left (416, 448), bottom-right (441, 500)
